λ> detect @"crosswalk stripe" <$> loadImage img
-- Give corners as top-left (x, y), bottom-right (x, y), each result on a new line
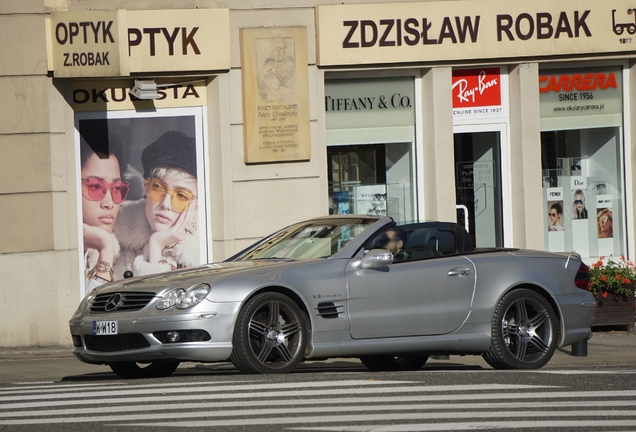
top-left (0, 382), bottom-right (124, 393)
top-left (109, 411), bottom-right (636, 428)
top-left (287, 420), bottom-right (636, 431)
top-left (2, 408), bottom-right (636, 426)
top-left (1, 386), bottom-right (636, 410)
top-left (2, 399), bottom-right (636, 420)
top-left (0, 380), bottom-right (412, 402)
top-left (0, 384), bottom-right (557, 410)
top-left (536, 370), bottom-right (636, 375)
top-left (0, 380), bottom-right (243, 395)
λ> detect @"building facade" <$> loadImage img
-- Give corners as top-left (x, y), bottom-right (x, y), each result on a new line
top-left (1, 0), bottom-right (635, 347)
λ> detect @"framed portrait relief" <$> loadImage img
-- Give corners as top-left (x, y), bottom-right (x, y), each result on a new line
top-left (240, 27), bottom-right (311, 164)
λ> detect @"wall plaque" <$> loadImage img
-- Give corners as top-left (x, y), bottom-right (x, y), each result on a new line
top-left (240, 27), bottom-right (311, 163)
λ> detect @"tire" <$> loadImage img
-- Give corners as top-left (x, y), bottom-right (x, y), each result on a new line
top-left (108, 361), bottom-right (179, 379)
top-left (230, 292), bottom-right (308, 374)
top-left (483, 289), bottom-right (559, 370)
top-left (360, 355), bottom-right (429, 372)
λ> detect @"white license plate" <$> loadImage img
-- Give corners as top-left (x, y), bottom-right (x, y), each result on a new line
top-left (93, 320), bottom-right (118, 335)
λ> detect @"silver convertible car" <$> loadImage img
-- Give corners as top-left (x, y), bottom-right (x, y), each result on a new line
top-left (70, 216), bottom-right (595, 378)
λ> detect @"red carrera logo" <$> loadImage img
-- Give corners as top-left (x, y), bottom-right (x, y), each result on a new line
top-left (539, 72), bottom-right (617, 93)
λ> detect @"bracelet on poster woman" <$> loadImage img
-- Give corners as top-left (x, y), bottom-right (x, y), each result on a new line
top-left (86, 260), bottom-right (114, 280)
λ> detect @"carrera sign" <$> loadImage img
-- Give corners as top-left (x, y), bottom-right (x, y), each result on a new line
top-left (539, 72), bottom-right (618, 93)
top-left (452, 68), bottom-right (504, 118)
top-left (539, 67), bottom-right (623, 121)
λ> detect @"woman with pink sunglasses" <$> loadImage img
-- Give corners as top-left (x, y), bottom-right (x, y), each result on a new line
top-left (114, 131), bottom-right (199, 278)
top-left (80, 132), bottom-right (129, 294)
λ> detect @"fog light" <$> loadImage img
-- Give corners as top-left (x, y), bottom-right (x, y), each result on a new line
top-left (153, 329), bottom-right (211, 343)
top-left (72, 335), bottom-right (82, 348)
top-left (166, 331), bottom-right (181, 343)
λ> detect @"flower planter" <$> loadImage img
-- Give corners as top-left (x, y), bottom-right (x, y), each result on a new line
top-left (592, 293), bottom-right (635, 332)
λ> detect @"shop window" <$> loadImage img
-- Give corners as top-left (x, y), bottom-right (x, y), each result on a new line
top-left (540, 66), bottom-right (625, 260)
top-left (328, 144), bottom-right (413, 221)
top-left (325, 77), bottom-right (416, 222)
top-left (541, 127), bottom-right (624, 258)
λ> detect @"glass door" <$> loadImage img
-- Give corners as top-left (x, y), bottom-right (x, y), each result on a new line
top-left (453, 125), bottom-right (505, 247)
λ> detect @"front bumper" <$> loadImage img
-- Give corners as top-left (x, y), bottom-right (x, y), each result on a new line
top-left (69, 300), bottom-right (240, 364)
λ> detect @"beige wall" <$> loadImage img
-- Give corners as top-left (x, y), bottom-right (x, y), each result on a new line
top-left (508, 63), bottom-right (544, 250)
top-left (0, 1), bottom-right (78, 347)
top-left (1, 1), bottom-right (328, 347)
top-left (1, 0), bottom-right (634, 348)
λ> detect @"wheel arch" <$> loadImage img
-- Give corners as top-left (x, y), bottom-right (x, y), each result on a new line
top-left (242, 285), bottom-right (314, 354)
top-left (500, 283), bottom-right (565, 346)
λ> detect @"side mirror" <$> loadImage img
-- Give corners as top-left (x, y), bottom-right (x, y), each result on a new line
top-left (124, 270), bottom-right (134, 279)
top-left (360, 249), bottom-right (394, 269)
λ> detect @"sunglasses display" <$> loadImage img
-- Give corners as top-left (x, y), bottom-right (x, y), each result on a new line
top-left (549, 212), bottom-right (558, 217)
top-left (574, 199), bottom-right (584, 205)
top-left (145, 177), bottom-right (195, 213)
top-left (599, 215), bottom-right (612, 223)
top-left (82, 177), bottom-right (130, 204)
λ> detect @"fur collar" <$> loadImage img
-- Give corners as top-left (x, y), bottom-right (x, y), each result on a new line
top-left (114, 198), bottom-right (200, 267)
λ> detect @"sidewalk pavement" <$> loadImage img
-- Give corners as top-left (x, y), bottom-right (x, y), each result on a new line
top-left (0, 331), bottom-right (633, 382)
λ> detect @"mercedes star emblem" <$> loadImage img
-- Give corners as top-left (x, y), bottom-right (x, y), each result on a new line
top-left (105, 293), bottom-right (123, 312)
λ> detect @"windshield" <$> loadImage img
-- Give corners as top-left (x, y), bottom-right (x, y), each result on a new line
top-left (228, 218), bottom-right (377, 261)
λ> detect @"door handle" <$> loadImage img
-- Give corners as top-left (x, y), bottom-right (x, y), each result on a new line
top-left (448, 268), bottom-right (470, 277)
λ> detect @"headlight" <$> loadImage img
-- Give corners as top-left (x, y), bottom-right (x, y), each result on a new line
top-left (156, 283), bottom-right (210, 310)
top-left (72, 290), bottom-right (96, 318)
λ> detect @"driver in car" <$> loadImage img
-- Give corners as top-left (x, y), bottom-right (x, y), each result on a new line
top-left (380, 227), bottom-right (409, 261)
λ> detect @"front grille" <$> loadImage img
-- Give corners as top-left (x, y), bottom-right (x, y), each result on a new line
top-left (84, 334), bottom-right (150, 352)
top-left (90, 291), bottom-right (156, 313)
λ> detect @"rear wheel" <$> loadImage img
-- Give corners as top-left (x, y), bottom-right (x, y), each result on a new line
top-left (359, 355), bottom-right (429, 372)
top-left (483, 289), bottom-right (558, 370)
top-left (230, 292), bottom-right (308, 374)
top-left (108, 361), bottom-right (179, 379)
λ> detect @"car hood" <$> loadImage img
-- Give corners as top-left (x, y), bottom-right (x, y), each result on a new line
top-left (95, 259), bottom-right (309, 294)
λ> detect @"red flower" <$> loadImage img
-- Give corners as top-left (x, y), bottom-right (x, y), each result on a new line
top-left (600, 255), bottom-right (605, 260)
top-left (596, 260), bottom-right (603, 267)
top-left (600, 275), bottom-right (607, 282)
top-left (602, 292), bottom-right (608, 298)
top-left (623, 278), bottom-right (632, 285)
top-left (621, 255), bottom-right (626, 261)
top-left (616, 275), bottom-right (622, 281)
top-left (628, 261), bottom-right (634, 267)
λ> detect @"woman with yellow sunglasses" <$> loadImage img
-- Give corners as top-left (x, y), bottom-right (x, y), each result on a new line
top-left (114, 131), bottom-right (200, 277)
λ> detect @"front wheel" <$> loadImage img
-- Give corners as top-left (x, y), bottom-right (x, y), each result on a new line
top-left (108, 361), bottom-right (179, 379)
top-left (483, 289), bottom-right (559, 370)
top-left (360, 355), bottom-right (429, 372)
top-left (230, 292), bottom-right (308, 374)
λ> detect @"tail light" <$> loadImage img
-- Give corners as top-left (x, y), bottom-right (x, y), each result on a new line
top-left (574, 261), bottom-right (592, 291)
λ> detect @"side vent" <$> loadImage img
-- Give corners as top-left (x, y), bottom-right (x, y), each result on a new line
top-left (316, 302), bottom-right (342, 319)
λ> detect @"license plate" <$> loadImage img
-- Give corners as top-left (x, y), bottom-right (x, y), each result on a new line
top-left (93, 321), bottom-right (118, 335)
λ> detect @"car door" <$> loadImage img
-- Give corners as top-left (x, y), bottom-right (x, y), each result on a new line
top-left (346, 254), bottom-right (476, 339)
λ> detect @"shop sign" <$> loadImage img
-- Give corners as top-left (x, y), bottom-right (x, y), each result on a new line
top-left (72, 80), bottom-right (207, 112)
top-left (539, 67), bottom-right (622, 119)
top-left (49, 11), bottom-right (128, 77)
top-left (126, 9), bottom-right (229, 74)
top-left (452, 67), bottom-right (503, 118)
top-left (325, 77), bottom-right (414, 130)
top-left (316, 0), bottom-right (636, 66)
top-left (47, 9), bottom-right (230, 77)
